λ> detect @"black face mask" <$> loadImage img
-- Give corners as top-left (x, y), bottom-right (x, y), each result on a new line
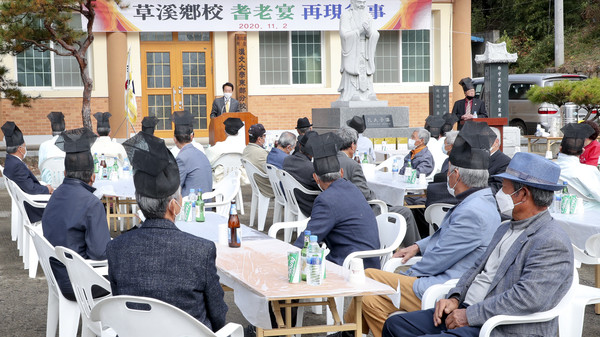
top-left (466, 95), bottom-right (475, 100)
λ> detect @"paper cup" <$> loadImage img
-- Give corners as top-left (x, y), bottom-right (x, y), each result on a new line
top-left (218, 223), bottom-right (228, 245)
top-left (348, 258), bottom-right (366, 284)
top-left (287, 251), bottom-right (301, 283)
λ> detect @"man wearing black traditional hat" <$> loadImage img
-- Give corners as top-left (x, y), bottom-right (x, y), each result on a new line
top-left (90, 112), bottom-right (127, 164)
top-left (141, 116), bottom-right (159, 135)
top-left (294, 117), bottom-right (313, 153)
top-left (2, 121), bottom-right (52, 223)
top-left (107, 131), bottom-right (227, 331)
top-left (206, 117), bottom-right (245, 164)
top-left (556, 122), bottom-right (600, 212)
top-left (242, 123), bottom-right (274, 198)
top-left (347, 115), bottom-right (375, 163)
top-left (383, 152), bottom-right (573, 337)
top-left (424, 115), bottom-right (448, 177)
top-left (336, 126), bottom-right (422, 247)
top-left (266, 131), bottom-right (297, 169)
top-left (343, 121), bottom-right (500, 337)
top-left (38, 112), bottom-right (66, 185)
top-left (172, 111), bottom-right (212, 197)
top-left (451, 78), bottom-right (488, 130)
top-left (487, 127), bottom-right (511, 195)
top-left (293, 132), bottom-right (381, 269)
top-left (283, 130), bottom-right (321, 216)
top-left (42, 128), bottom-right (111, 302)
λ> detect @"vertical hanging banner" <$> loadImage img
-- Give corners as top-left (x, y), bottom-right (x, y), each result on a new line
top-left (125, 48), bottom-right (137, 124)
top-left (235, 34), bottom-right (248, 112)
top-left (93, 0), bottom-right (432, 32)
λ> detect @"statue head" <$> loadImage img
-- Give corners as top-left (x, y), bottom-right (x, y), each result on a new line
top-left (351, 0), bottom-right (367, 11)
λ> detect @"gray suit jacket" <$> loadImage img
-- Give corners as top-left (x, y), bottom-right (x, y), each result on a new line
top-left (107, 218), bottom-right (227, 331)
top-left (337, 151), bottom-right (375, 201)
top-left (447, 210), bottom-right (573, 336)
top-left (210, 97), bottom-right (240, 118)
top-left (176, 143), bottom-right (212, 196)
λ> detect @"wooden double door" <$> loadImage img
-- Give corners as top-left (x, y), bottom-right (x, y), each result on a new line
top-left (141, 33), bottom-right (213, 138)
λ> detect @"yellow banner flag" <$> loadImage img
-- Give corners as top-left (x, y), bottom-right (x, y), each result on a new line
top-left (125, 48), bottom-right (137, 124)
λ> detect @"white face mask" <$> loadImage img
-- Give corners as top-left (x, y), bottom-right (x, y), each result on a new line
top-left (408, 139), bottom-right (416, 150)
top-left (495, 188), bottom-right (523, 216)
top-left (21, 146), bottom-right (27, 159)
top-left (223, 92), bottom-right (232, 100)
top-left (446, 170), bottom-right (458, 197)
top-left (173, 199), bottom-right (182, 218)
top-left (442, 144), bottom-right (449, 155)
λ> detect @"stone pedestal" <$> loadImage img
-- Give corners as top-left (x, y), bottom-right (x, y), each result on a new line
top-left (311, 106), bottom-right (415, 138)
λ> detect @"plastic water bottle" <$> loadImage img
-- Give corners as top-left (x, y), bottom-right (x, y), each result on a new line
top-left (391, 158), bottom-right (399, 175)
top-left (189, 189), bottom-right (197, 203)
top-left (122, 158), bottom-right (131, 178)
top-left (301, 230), bottom-right (311, 281)
top-left (307, 235), bottom-right (322, 286)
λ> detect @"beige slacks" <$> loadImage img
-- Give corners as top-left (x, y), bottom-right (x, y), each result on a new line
top-left (344, 268), bottom-right (421, 337)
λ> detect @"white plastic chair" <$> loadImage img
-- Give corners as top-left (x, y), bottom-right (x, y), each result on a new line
top-left (212, 153), bottom-right (244, 215)
top-left (40, 156), bottom-right (66, 188)
top-left (277, 169), bottom-right (320, 242)
top-left (6, 177), bottom-right (51, 278)
top-left (265, 164), bottom-right (286, 225)
top-left (423, 203), bottom-right (453, 236)
top-left (90, 295), bottom-right (244, 337)
top-left (329, 212), bottom-right (408, 324)
top-left (203, 170), bottom-right (241, 217)
top-left (267, 218), bottom-right (310, 243)
top-left (24, 224), bottom-right (81, 337)
top-left (241, 158), bottom-right (272, 231)
top-left (2, 170), bottom-right (23, 244)
top-left (55, 246), bottom-right (114, 337)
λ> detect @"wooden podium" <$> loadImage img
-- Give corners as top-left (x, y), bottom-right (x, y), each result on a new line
top-left (208, 112), bottom-right (258, 146)
top-left (460, 118), bottom-right (508, 152)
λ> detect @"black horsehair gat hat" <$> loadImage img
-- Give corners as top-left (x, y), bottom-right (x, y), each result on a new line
top-left (347, 115), bottom-right (366, 134)
top-left (55, 128), bottom-right (97, 172)
top-left (141, 116), bottom-right (159, 135)
top-left (47, 112), bottom-right (66, 132)
top-left (308, 132), bottom-right (341, 176)
top-left (224, 117), bottom-right (244, 135)
top-left (1, 121), bottom-right (25, 147)
top-left (560, 122), bottom-right (595, 154)
top-left (123, 132), bottom-right (180, 198)
top-left (93, 112), bottom-right (112, 129)
top-left (449, 121), bottom-right (495, 170)
top-left (172, 110), bottom-right (194, 135)
top-left (459, 77), bottom-right (475, 91)
top-left (425, 115), bottom-right (446, 138)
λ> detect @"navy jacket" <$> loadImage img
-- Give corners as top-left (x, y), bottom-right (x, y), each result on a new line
top-left (294, 179), bottom-right (381, 269)
top-left (107, 218), bottom-right (227, 331)
top-left (210, 97), bottom-right (240, 118)
top-left (42, 178), bottom-right (111, 298)
top-left (3, 154), bottom-right (49, 223)
top-left (266, 147), bottom-right (288, 169)
top-left (177, 143), bottom-right (212, 196)
top-left (282, 151), bottom-right (320, 217)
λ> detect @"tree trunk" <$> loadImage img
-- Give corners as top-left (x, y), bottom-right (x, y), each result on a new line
top-left (77, 51), bottom-right (93, 130)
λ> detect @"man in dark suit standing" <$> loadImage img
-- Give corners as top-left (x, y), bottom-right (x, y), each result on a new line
top-left (210, 82), bottom-right (240, 118)
top-left (2, 121), bottom-right (53, 223)
top-left (451, 78), bottom-right (487, 130)
top-left (107, 131), bottom-right (227, 331)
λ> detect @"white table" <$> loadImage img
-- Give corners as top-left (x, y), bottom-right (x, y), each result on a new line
top-left (93, 176), bottom-right (135, 199)
top-left (552, 211), bottom-right (600, 250)
top-left (93, 177), bottom-right (136, 230)
top-left (177, 215), bottom-right (394, 336)
top-left (365, 170), bottom-right (428, 206)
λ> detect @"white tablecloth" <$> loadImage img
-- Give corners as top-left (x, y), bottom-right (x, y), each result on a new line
top-left (552, 211), bottom-right (600, 249)
top-left (365, 170), bottom-right (428, 206)
top-left (93, 176), bottom-right (135, 199)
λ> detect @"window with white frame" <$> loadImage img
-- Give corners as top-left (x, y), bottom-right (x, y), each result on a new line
top-left (16, 15), bottom-right (85, 88)
top-left (259, 31), bottom-right (322, 85)
top-left (374, 29), bottom-right (431, 83)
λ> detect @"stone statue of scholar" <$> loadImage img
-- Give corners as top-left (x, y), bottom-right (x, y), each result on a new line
top-left (338, 0), bottom-right (380, 102)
